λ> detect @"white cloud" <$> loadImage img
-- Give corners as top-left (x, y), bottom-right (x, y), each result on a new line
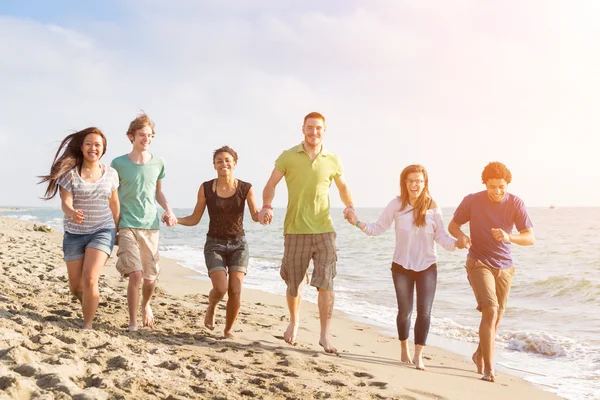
top-left (1, 1), bottom-right (599, 208)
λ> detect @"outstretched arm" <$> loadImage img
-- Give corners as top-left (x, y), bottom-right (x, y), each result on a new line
top-left (156, 179), bottom-right (176, 226)
top-left (109, 188), bottom-right (120, 228)
top-left (258, 168), bottom-right (284, 224)
top-left (246, 187), bottom-right (260, 222)
top-left (448, 219), bottom-right (471, 249)
top-left (177, 185), bottom-right (207, 226)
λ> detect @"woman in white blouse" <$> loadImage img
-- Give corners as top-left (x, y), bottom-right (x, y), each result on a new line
top-left (345, 164), bottom-right (464, 370)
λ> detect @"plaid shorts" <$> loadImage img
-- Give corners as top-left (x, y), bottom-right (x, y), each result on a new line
top-left (280, 232), bottom-right (337, 297)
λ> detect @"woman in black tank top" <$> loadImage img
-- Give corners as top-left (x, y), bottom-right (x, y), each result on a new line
top-left (177, 146), bottom-right (260, 338)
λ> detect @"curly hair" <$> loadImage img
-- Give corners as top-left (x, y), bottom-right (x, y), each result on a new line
top-left (481, 162), bottom-right (512, 184)
top-left (213, 145), bottom-right (238, 163)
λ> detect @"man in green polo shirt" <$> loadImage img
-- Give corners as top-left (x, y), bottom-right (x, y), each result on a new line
top-left (259, 112), bottom-right (354, 354)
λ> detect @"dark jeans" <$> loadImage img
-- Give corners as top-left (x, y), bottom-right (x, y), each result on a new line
top-left (391, 262), bottom-right (437, 346)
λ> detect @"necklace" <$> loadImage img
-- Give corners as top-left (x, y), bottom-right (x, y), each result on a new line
top-left (80, 165), bottom-right (102, 180)
top-left (212, 179), bottom-right (237, 193)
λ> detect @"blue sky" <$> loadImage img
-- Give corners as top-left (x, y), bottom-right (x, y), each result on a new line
top-left (1, 1), bottom-right (599, 208)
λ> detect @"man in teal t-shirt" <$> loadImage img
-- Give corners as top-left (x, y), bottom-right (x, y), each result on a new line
top-left (110, 113), bottom-right (176, 331)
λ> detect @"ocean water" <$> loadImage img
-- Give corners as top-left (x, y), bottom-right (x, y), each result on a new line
top-left (2, 206), bottom-right (599, 399)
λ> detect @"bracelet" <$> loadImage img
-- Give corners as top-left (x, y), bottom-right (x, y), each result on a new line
top-left (262, 205), bottom-right (273, 210)
top-left (355, 220), bottom-right (361, 227)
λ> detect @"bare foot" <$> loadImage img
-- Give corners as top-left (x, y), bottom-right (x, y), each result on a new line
top-left (413, 355), bottom-right (426, 371)
top-left (224, 330), bottom-right (233, 338)
top-left (82, 324), bottom-right (93, 330)
top-left (472, 351), bottom-right (484, 374)
top-left (142, 305), bottom-right (155, 328)
top-left (129, 324), bottom-right (138, 332)
top-left (204, 305), bottom-right (216, 330)
top-left (283, 322), bottom-right (299, 345)
top-left (481, 373), bottom-right (496, 382)
top-left (319, 336), bottom-right (338, 355)
top-left (400, 346), bottom-right (412, 364)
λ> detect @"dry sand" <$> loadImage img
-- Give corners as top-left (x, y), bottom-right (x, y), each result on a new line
top-left (0, 216), bottom-right (559, 399)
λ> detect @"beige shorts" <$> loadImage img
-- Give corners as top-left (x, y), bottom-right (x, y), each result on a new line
top-left (465, 257), bottom-right (515, 315)
top-left (116, 228), bottom-right (160, 281)
top-left (280, 232), bottom-right (337, 297)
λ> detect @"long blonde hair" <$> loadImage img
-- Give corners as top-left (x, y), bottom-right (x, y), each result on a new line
top-left (398, 164), bottom-right (431, 227)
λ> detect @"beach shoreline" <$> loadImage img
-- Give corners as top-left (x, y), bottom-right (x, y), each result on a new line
top-left (0, 216), bottom-right (560, 399)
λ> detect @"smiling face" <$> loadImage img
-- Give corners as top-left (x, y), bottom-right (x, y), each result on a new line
top-left (485, 178), bottom-right (508, 203)
top-left (80, 133), bottom-right (105, 163)
top-left (129, 125), bottom-right (154, 152)
top-left (213, 151), bottom-right (236, 177)
top-left (302, 117), bottom-right (325, 148)
top-left (405, 172), bottom-right (426, 202)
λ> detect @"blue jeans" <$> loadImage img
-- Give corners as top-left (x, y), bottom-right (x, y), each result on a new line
top-left (391, 262), bottom-right (437, 346)
top-left (63, 228), bottom-right (115, 262)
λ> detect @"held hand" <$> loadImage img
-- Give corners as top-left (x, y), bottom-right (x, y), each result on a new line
top-left (70, 209), bottom-right (84, 224)
top-left (456, 235), bottom-right (471, 249)
top-left (345, 210), bottom-right (358, 225)
top-left (491, 228), bottom-right (510, 242)
top-left (258, 208), bottom-right (274, 225)
top-left (162, 211), bottom-right (177, 227)
top-left (343, 206), bottom-right (354, 219)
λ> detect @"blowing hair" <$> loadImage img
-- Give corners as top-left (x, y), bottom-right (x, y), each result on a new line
top-left (213, 145), bottom-right (238, 163)
top-left (126, 112), bottom-right (155, 143)
top-left (38, 127), bottom-right (107, 200)
top-left (398, 164), bottom-right (432, 227)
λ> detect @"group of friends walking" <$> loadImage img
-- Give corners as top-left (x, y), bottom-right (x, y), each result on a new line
top-left (39, 111), bottom-right (534, 383)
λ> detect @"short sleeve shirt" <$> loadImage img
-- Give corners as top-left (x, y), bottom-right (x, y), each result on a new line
top-left (453, 191), bottom-right (533, 269)
top-left (110, 154), bottom-right (166, 229)
top-left (275, 143), bottom-right (343, 235)
top-left (57, 165), bottom-right (119, 234)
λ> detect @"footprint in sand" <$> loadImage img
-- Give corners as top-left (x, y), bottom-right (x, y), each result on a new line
top-left (368, 381), bottom-right (388, 389)
top-left (406, 388), bottom-right (448, 400)
top-left (353, 371), bottom-right (375, 379)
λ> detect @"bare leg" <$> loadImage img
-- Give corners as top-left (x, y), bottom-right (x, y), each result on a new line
top-left (205, 270), bottom-right (228, 330)
top-left (66, 259), bottom-right (84, 302)
top-left (284, 291), bottom-right (301, 345)
top-left (318, 289), bottom-right (337, 354)
top-left (127, 271), bottom-right (142, 331)
top-left (80, 248), bottom-right (109, 329)
top-left (413, 344), bottom-right (426, 370)
top-left (224, 271), bottom-right (244, 338)
top-left (400, 340), bottom-right (412, 363)
top-left (480, 306), bottom-right (499, 382)
top-left (141, 278), bottom-right (157, 328)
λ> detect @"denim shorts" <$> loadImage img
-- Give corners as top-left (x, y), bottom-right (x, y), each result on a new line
top-left (63, 228), bottom-right (115, 262)
top-left (204, 235), bottom-right (249, 275)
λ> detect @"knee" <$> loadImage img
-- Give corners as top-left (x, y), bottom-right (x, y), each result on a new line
top-left (228, 286), bottom-right (242, 298)
top-left (69, 282), bottom-right (82, 296)
top-left (129, 271), bottom-right (143, 286)
top-left (213, 285), bottom-right (228, 298)
top-left (81, 275), bottom-right (97, 290)
top-left (481, 306), bottom-right (499, 325)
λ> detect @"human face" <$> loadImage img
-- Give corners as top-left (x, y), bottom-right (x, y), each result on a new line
top-left (81, 133), bottom-right (104, 163)
top-left (405, 172), bottom-right (425, 201)
top-left (485, 179), bottom-right (508, 203)
top-left (130, 125), bottom-right (154, 151)
top-left (213, 152), bottom-right (236, 177)
top-left (302, 117), bottom-right (325, 148)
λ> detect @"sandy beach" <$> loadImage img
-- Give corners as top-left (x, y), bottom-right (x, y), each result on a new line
top-left (0, 216), bottom-right (559, 400)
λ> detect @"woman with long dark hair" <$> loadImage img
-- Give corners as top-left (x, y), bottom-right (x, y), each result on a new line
top-left (39, 127), bottom-right (119, 329)
top-left (345, 164), bottom-right (463, 370)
